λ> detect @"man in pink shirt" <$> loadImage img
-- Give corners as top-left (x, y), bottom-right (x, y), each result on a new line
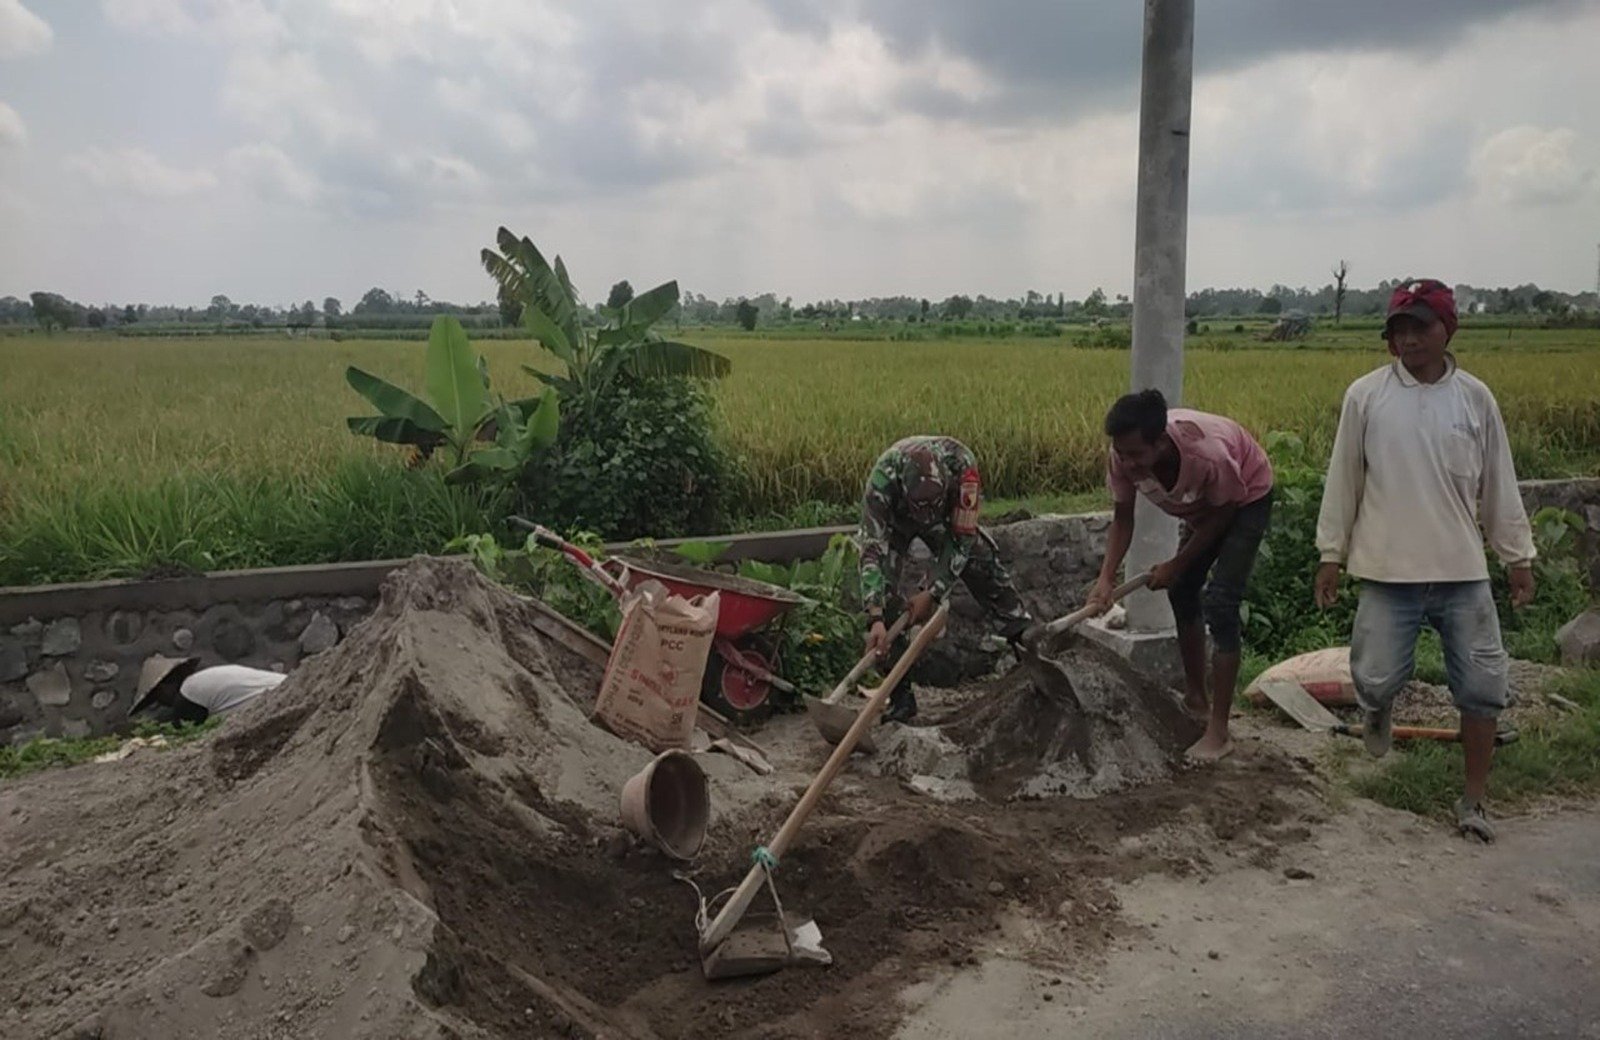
top-left (1087, 389), bottom-right (1275, 760)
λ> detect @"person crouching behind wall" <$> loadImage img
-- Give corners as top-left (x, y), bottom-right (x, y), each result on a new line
top-left (126, 655), bottom-right (289, 728)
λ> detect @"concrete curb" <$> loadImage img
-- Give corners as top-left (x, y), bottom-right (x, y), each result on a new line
top-left (0, 526), bottom-right (861, 627)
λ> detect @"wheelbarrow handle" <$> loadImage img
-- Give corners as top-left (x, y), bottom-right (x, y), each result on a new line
top-left (509, 516), bottom-right (626, 598)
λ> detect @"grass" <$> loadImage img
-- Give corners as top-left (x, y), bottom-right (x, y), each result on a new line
top-left (0, 719), bottom-right (220, 781)
top-left (2, 326), bottom-right (1598, 584)
top-left (1349, 669), bottom-right (1600, 818)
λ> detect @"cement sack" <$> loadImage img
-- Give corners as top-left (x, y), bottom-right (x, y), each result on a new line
top-left (1243, 647), bottom-right (1357, 708)
top-left (594, 579), bottom-right (719, 752)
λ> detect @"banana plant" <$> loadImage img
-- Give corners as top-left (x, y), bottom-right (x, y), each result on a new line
top-left (480, 227), bottom-right (731, 405)
top-left (345, 315), bottom-right (559, 484)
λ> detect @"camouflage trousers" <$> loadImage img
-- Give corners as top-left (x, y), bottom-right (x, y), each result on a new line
top-left (880, 528), bottom-right (1031, 640)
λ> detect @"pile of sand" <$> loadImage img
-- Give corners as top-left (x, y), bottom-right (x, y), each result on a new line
top-left (0, 558), bottom-right (1304, 1040)
top-left (875, 637), bottom-right (1203, 802)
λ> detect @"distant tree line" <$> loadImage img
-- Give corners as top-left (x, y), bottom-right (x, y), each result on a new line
top-left (4, 277), bottom-right (1596, 333)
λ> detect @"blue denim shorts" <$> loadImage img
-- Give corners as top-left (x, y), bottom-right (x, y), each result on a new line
top-left (1350, 580), bottom-right (1508, 719)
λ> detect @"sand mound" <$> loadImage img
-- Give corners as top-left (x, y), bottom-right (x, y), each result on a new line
top-left (876, 637), bottom-right (1203, 801)
top-left (1, 558), bottom-right (1307, 1040)
top-left (0, 558), bottom-right (762, 1040)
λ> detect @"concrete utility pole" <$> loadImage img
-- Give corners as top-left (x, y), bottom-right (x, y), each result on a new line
top-left (1084, 0), bottom-right (1193, 677)
top-left (1124, 0), bottom-right (1193, 635)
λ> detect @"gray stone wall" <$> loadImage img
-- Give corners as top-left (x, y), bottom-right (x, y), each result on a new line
top-left (0, 596), bottom-right (372, 744)
top-left (1520, 478), bottom-right (1600, 593)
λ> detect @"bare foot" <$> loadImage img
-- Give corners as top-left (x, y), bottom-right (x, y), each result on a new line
top-left (1182, 691), bottom-right (1209, 718)
top-left (1186, 731), bottom-right (1234, 762)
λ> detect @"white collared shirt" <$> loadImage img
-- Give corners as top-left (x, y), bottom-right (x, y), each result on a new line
top-left (1315, 356), bottom-right (1535, 582)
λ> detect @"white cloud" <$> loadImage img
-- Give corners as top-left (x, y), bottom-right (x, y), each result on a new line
top-left (220, 49), bottom-right (368, 145)
top-left (67, 147), bottom-right (219, 198)
top-left (101, 0), bottom-right (286, 42)
top-left (0, 0), bottom-right (52, 58)
top-left (0, 100), bottom-right (25, 146)
top-left (1471, 126), bottom-right (1596, 206)
top-left (224, 142), bottom-right (320, 202)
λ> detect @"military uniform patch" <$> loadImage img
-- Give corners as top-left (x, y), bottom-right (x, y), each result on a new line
top-left (953, 465), bottom-right (980, 535)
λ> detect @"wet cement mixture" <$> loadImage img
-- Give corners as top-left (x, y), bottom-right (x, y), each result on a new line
top-left (0, 558), bottom-right (1320, 1040)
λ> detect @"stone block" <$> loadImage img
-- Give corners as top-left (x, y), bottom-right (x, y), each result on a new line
top-left (107, 610), bottom-right (145, 645)
top-left (91, 689), bottom-right (119, 711)
top-left (299, 612), bottom-right (339, 655)
top-left (84, 660), bottom-right (120, 683)
top-left (173, 628), bottom-right (196, 652)
top-left (26, 663), bottom-right (73, 707)
top-left (62, 719), bottom-right (91, 740)
top-left (1557, 609), bottom-right (1600, 667)
top-left (8, 725), bottom-right (47, 747)
top-left (213, 618), bottom-right (257, 660)
top-left (41, 618), bottom-right (82, 657)
top-left (9, 618), bottom-right (42, 640)
top-left (0, 638), bottom-right (27, 683)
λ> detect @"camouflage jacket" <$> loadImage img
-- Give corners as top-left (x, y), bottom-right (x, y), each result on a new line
top-left (857, 435), bottom-right (983, 615)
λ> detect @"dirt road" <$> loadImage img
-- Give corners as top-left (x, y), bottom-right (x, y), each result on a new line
top-left (898, 772), bottom-right (1600, 1040)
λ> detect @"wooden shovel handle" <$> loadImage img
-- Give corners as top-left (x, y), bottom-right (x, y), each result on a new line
top-left (700, 603), bottom-right (950, 954)
top-left (821, 614), bottom-right (912, 705)
top-left (1043, 571), bottom-right (1152, 638)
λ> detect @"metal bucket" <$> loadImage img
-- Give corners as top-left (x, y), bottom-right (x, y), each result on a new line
top-left (620, 749), bottom-right (709, 861)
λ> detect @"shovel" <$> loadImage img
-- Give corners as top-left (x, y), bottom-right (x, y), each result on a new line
top-left (805, 613), bottom-right (911, 752)
top-left (697, 603), bottom-right (951, 980)
top-left (1015, 572), bottom-right (1151, 716)
top-left (1257, 679), bottom-right (1520, 746)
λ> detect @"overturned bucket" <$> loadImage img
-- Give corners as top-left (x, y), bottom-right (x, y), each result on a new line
top-left (620, 749), bottom-right (709, 861)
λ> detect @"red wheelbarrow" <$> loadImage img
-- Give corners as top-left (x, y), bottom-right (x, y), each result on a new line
top-left (511, 520), bottom-right (807, 724)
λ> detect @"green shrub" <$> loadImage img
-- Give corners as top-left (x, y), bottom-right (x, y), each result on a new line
top-left (521, 374), bottom-right (729, 539)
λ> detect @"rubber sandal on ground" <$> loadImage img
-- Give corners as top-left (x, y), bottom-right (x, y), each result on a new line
top-left (1455, 797), bottom-right (1496, 844)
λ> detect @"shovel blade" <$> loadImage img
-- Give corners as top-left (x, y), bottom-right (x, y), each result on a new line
top-left (804, 695), bottom-right (878, 754)
top-left (1016, 645), bottom-right (1088, 714)
top-left (1257, 679), bottom-right (1342, 732)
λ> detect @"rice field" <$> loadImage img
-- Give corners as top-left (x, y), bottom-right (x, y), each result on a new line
top-left (2, 326), bottom-right (1598, 584)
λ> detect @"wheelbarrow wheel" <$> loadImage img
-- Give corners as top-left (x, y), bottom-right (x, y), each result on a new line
top-left (701, 635), bottom-right (779, 726)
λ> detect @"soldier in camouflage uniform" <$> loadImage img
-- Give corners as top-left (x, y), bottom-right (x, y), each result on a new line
top-left (858, 435), bottom-right (1033, 722)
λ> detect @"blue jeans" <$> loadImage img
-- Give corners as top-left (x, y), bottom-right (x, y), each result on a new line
top-left (1350, 580), bottom-right (1508, 719)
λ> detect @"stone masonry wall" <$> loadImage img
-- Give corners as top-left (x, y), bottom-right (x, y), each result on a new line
top-left (0, 595), bottom-right (373, 744)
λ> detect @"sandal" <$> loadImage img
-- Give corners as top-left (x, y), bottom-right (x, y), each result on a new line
top-left (1455, 797), bottom-right (1496, 844)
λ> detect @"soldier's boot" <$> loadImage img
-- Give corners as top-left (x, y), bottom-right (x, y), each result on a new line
top-left (882, 685), bottom-right (918, 724)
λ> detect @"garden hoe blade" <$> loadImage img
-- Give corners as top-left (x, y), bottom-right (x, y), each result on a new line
top-left (806, 615), bottom-right (910, 754)
top-left (700, 607), bottom-right (949, 980)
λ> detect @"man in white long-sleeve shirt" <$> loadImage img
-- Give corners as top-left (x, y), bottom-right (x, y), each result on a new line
top-left (1314, 278), bottom-right (1535, 843)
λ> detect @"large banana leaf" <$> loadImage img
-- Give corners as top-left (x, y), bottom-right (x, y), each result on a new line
top-left (345, 367), bottom-right (448, 430)
top-left (501, 228), bottom-right (581, 347)
top-left (445, 449), bottom-right (521, 485)
top-left (346, 415), bottom-right (447, 448)
top-left (629, 340), bottom-right (733, 379)
top-left (425, 316), bottom-right (489, 437)
top-left (520, 366), bottom-right (580, 399)
top-left (619, 280), bottom-right (679, 330)
top-left (521, 386), bottom-right (560, 450)
top-left (522, 305), bottom-right (576, 365)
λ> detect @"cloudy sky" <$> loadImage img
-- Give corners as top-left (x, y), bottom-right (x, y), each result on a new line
top-left (2, 0), bottom-right (1598, 307)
